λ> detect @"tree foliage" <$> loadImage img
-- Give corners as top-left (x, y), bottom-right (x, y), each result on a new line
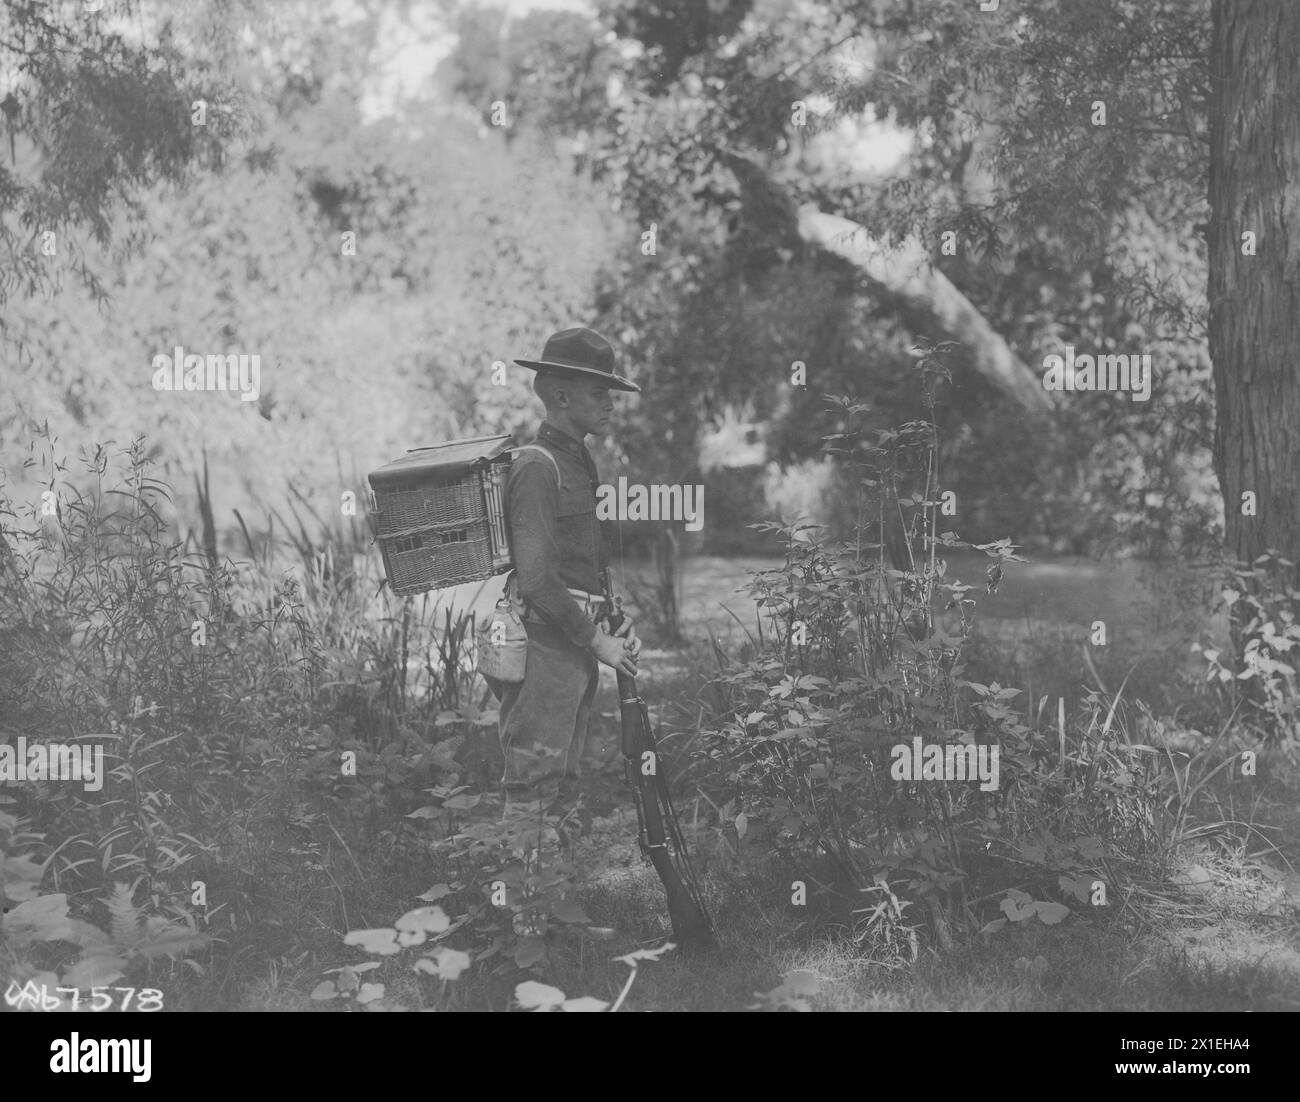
top-left (3, 7), bottom-right (616, 533)
top-left (0, 0), bottom-right (249, 310)
top-left (526, 0), bottom-right (1223, 558)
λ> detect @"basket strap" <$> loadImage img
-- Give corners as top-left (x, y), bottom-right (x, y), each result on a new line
top-left (506, 444), bottom-right (565, 625)
top-left (510, 444), bottom-right (562, 489)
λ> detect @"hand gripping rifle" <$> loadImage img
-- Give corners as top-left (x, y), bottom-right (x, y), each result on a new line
top-left (600, 573), bottom-right (715, 950)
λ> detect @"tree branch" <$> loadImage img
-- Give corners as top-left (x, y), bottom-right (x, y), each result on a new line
top-left (795, 203), bottom-right (1054, 414)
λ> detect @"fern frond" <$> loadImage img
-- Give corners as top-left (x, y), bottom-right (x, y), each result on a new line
top-left (106, 881), bottom-right (142, 947)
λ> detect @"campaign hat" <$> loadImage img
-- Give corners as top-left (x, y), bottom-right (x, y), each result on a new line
top-left (513, 327), bottom-right (641, 393)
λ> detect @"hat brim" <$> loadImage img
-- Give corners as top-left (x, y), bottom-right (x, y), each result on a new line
top-left (513, 359), bottom-right (641, 393)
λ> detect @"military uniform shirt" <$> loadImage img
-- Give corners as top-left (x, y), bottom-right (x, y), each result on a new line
top-left (506, 421), bottom-right (609, 648)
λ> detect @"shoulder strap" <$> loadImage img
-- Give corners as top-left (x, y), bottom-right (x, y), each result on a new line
top-left (511, 444), bottom-right (563, 488)
top-left (504, 445), bottom-right (564, 620)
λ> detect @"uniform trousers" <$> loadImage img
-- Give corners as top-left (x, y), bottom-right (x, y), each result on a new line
top-left (483, 619), bottom-right (600, 797)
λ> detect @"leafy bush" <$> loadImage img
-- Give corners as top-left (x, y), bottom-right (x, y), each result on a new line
top-left (0, 433), bottom-right (497, 1005)
top-left (695, 343), bottom-right (1162, 950)
top-left (439, 802), bottom-right (596, 973)
top-left (1194, 550), bottom-right (1300, 746)
top-left (314, 881), bottom-right (672, 1012)
top-left (1, 808), bottom-right (207, 1008)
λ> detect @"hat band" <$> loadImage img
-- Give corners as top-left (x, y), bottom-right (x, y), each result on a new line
top-left (537, 360), bottom-right (612, 375)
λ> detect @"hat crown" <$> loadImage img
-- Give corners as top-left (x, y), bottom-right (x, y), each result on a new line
top-left (537, 327), bottom-right (615, 374)
top-left (513, 325), bottom-right (641, 392)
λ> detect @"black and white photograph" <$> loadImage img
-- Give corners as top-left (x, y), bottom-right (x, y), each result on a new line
top-left (0, 0), bottom-right (1296, 1053)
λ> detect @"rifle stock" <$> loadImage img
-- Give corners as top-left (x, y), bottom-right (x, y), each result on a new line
top-left (604, 587), bottom-right (714, 949)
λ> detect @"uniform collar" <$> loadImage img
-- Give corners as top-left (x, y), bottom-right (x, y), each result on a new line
top-left (537, 421), bottom-right (588, 462)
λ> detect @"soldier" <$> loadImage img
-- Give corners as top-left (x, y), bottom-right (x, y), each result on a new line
top-left (483, 327), bottom-right (642, 814)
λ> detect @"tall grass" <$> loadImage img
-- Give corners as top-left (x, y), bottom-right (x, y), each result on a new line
top-left (0, 434), bottom-right (491, 1005)
top-left (1, 430), bottom-right (1289, 1010)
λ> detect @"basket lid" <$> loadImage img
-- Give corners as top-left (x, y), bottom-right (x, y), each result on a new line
top-left (368, 434), bottom-right (513, 488)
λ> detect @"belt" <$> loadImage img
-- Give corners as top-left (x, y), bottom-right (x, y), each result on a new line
top-left (522, 588), bottom-right (607, 626)
top-left (568, 588), bottom-right (606, 615)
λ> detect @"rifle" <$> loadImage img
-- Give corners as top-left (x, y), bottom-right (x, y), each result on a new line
top-left (600, 573), bottom-right (715, 950)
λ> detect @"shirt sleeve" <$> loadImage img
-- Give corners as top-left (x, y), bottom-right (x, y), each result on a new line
top-left (507, 459), bottom-right (599, 648)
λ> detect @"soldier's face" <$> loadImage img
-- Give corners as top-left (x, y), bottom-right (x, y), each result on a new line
top-left (562, 377), bottom-right (616, 436)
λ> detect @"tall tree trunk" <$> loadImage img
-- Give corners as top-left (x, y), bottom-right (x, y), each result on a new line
top-left (1208, 2), bottom-right (1300, 613)
top-left (1210, 0), bottom-right (1300, 738)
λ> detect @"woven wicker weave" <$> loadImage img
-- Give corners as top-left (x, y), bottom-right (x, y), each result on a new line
top-left (368, 435), bottom-right (515, 595)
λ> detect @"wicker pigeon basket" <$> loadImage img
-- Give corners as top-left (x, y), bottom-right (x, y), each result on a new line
top-left (367, 435), bottom-right (515, 595)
